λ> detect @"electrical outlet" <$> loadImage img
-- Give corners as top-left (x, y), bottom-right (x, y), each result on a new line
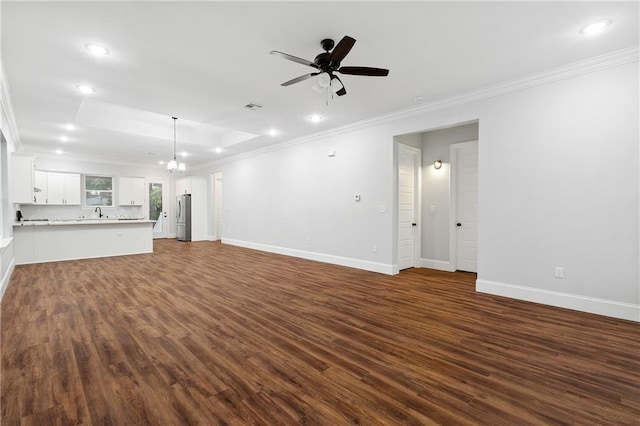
top-left (305, 236), bottom-right (310, 244)
top-left (554, 267), bottom-right (564, 279)
top-left (372, 245), bottom-right (378, 253)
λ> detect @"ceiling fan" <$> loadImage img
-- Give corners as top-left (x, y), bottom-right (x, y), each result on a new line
top-left (270, 36), bottom-right (389, 97)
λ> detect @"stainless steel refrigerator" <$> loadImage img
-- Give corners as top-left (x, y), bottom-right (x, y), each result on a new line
top-left (176, 194), bottom-right (191, 241)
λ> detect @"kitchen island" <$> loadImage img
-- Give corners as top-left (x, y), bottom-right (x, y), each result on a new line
top-left (13, 219), bottom-right (155, 265)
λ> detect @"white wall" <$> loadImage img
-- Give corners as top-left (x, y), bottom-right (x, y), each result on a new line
top-left (217, 128), bottom-right (394, 273)
top-left (476, 62), bottom-right (638, 320)
top-left (193, 58), bottom-right (638, 321)
top-left (1, 21), bottom-right (20, 298)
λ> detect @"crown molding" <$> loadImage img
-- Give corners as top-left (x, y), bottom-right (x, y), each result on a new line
top-left (0, 58), bottom-right (22, 152)
top-left (193, 46), bottom-right (639, 173)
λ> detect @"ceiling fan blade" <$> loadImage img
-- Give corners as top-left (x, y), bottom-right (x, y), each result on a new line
top-left (329, 36), bottom-right (356, 62)
top-left (331, 75), bottom-right (347, 96)
top-left (281, 73), bottom-right (318, 86)
top-left (270, 50), bottom-right (318, 69)
top-left (338, 66), bottom-right (389, 77)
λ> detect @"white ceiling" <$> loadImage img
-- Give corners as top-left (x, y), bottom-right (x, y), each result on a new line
top-left (2, 1), bottom-right (638, 169)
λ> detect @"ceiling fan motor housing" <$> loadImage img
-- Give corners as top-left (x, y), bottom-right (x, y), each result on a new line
top-left (314, 52), bottom-right (339, 71)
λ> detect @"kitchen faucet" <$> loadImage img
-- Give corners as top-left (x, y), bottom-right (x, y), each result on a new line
top-left (95, 207), bottom-right (103, 218)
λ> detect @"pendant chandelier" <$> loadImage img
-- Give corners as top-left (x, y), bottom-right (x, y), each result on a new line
top-left (167, 116), bottom-right (186, 173)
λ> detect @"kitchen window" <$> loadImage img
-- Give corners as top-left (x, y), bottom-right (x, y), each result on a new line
top-left (84, 175), bottom-right (113, 207)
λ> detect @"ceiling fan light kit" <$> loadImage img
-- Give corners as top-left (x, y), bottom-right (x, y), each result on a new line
top-left (270, 35), bottom-right (389, 100)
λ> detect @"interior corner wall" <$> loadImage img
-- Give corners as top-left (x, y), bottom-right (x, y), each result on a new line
top-left (420, 122), bottom-right (478, 264)
top-left (196, 58), bottom-right (638, 321)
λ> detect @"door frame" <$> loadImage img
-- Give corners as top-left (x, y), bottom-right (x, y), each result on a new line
top-left (210, 172), bottom-right (223, 241)
top-left (449, 140), bottom-right (478, 272)
top-left (145, 177), bottom-right (169, 239)
top-left (396, 143), bottom-right (422, 271)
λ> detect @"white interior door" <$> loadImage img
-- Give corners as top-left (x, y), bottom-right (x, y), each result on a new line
top-left (452, 141), bottom-right (478, 272)
top-left (146, 178), bottom-right (168, 239)
top-left (398, 144), bottom-right (420, 270)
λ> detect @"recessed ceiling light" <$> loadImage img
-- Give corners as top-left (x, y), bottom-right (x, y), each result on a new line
top-left (179, 151), bottom-right (188, 157)
top-left (60, 136), bottom-right (69, 142)
top-left (55, 149), bottom-right (63, 155)
top-left (64, 123), bottom-right (76, 131)
top-left (76, 85), bottom-right (95, 95)
top-left (158, 160), bottom-right (165, 165)
top-left (267, 128), bottom-right (279, 137)
top-left (581, 20), bottom-right (611, 35)
top-left (214, 147), bottom-right (223, 154)
top-left (85, 43), bottom-right (109, 56)
top-left (309, 114), bottom-right (323, 124)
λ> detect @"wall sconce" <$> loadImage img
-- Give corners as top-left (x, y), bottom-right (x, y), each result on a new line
top-left (433, 160), bottom-right (442, 170)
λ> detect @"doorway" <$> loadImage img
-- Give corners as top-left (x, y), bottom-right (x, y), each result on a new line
top-left (146, 178), bottom-right (168, 239)
top-left (394, 121), bottom-right (479, 273)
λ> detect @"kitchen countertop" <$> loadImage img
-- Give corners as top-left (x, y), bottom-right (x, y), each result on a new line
top-left (14, 219), bottom-right (155, 226)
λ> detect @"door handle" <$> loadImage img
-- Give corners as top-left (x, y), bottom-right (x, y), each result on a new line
top-left (456, 223), bottom-right (462, 227)
top-left (411, 223), bottom-right (417, 227)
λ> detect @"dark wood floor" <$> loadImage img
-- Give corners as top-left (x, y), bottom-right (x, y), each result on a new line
top-left (2, 240), bottom-right (639, 425)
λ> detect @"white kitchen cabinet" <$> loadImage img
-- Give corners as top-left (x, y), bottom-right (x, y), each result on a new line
top-left (34, 170), bottom-right (48, 204)
top-left (46, 172), bottom-right (80, 205)
top-left (64, 174), bottom-right (81, 205)
top-left (11, 155), bottom-right (34, 204)
top-left (118, 177), bottom-right (145, 206)
top-left (176, 178), bottom-right (191, 195)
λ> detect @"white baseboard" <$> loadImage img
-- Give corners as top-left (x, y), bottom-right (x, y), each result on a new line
top-left (207, 234), bottom-right (218, 241)
top-left (222, 239), bottom-right (394, 275)
top-left (418, 258), bottom-right (455, 272)
top-left (0, 258), bottom-right (15, 301)
top-left (477, 279), bottom-right (640, 322)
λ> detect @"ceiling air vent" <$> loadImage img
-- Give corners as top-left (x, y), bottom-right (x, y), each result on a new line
top-left (244, 103), bottom-right (263, 111)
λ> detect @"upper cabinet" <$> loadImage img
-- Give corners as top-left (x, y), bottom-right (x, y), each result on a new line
top-left (118, 177), bottom-right (145, 206)
top-left (11, 156), bottom-right (34, 204)
top-left (46, 172), bottom-right (81, 205)
top-left (10, 159), bottom-right (80, 206)
top-left (34, 170), bottom-right (48, 204)
top-left (176, 178), bottom-right (191, 196)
